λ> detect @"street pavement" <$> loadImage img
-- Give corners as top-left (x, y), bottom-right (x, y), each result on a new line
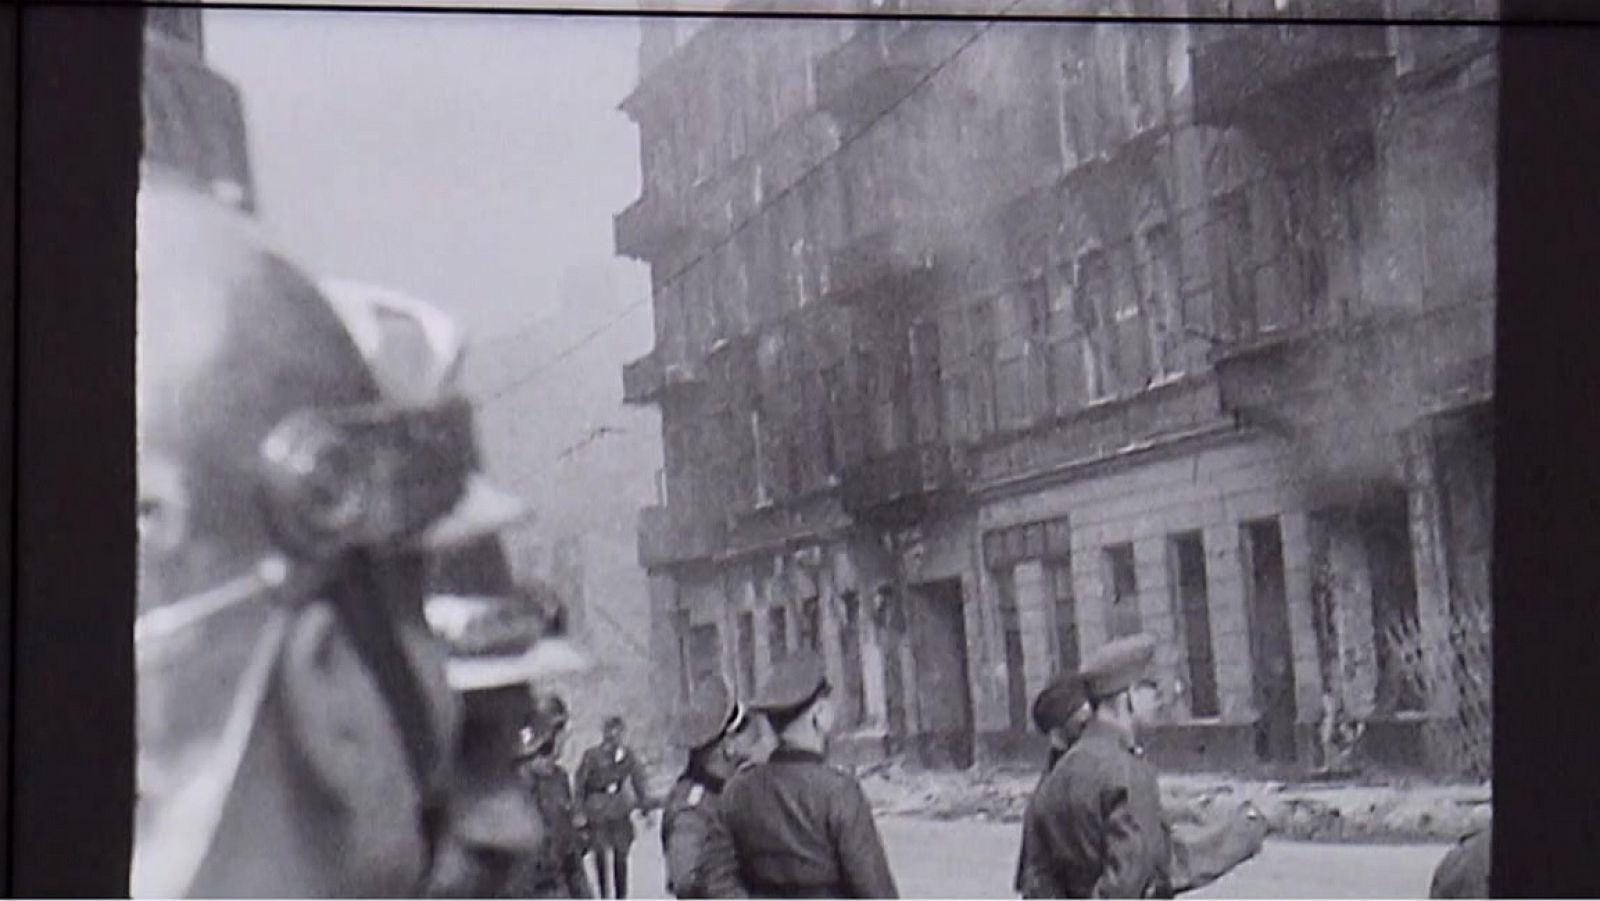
top-left (622, 814), bottom-right (1452, 899)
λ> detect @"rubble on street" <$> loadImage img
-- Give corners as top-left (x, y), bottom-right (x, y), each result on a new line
top-left (856, 759), bottom-right (1491, 844)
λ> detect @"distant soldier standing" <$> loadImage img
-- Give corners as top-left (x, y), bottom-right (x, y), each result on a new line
top-left (1021, 634), bottom-right (1172, 898)
top-left (577, 715), bottom-right (659, 898)
top-left (661, 676), bottom-right (755, 899)
top-left (515, 693), bottom-right (595, 898)
top-left (720, 649), bottom-right (899, 899)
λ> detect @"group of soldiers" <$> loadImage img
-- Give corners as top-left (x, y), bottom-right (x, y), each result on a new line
top-left (648, 634), bottom-right (1263, 901)
top-left (135, 160), bottom-right (1488, 898)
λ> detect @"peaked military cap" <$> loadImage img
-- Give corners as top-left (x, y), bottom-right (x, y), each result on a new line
top-left (1081, 633), bottom-right (1158, 700)
top-left (751, 647), bottom-right (830, 714)
top-left (1032, 670), bottom-right (1090, 734)
top-left (672, 675), bottom-right (745, 751)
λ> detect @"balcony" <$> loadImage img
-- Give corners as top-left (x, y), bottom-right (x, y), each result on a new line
top-left (1212, 303), bottom-right (1494, 451)
top-left (841, 443), bottom-right (969, 528)
top-left (621, 348), bottom-right (706, 406)
top-left (1190, 9), bottom-right (1394, 130)
top-left (636, 505), bottom-right (725, 569)
top-left (813, 19), bottom-right (975, 135)
top-left (142, 33), bottom-right (255, 211)
top-left (820, 226), bottom-right (941, 308)
top-left (613, 192), bottom-right (700, 261)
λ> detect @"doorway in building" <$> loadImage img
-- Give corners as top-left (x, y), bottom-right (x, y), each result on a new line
top-left (1242, 518), bottom-right (1299, 766)
top-left (909, 578), bottom-right (975, 769)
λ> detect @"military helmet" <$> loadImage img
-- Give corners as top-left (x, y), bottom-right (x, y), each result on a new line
top-left (516, 692), bottom-right (570, 759)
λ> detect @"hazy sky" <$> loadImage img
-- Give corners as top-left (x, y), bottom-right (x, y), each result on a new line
top-left (204, 8), bottom-right (649, 350)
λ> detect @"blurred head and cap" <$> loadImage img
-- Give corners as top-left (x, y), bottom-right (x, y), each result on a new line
top-left (316, 277), bottom-right (589, 695)
top-left (671, 676), bottom-right (747, 753)
top-left (134, 173), bottom-right (460, 898)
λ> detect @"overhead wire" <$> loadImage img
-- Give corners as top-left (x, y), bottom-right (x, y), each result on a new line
top-left (477, 1), bottom-right (1031, 404)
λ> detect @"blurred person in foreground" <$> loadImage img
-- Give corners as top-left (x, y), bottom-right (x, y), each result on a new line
top-left (134, 174), bottom-right (513, 896)
top-left (719, 649), bottom-right (899, 899)
top-left (1017, 667), bottom-right (1267, 898)
top-left (317, 279), bottom-right (593, 899)
top-left (577, 714), bottom-right (660, 898)
top-left (661, 676), bottom-right (757, 899)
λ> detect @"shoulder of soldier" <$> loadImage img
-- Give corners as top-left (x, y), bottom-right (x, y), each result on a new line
top-left (666, 778), bottom-right (701, 809)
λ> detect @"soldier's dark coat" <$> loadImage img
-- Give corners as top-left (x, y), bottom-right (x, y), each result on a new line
top-left (719, 746), bottom-right (898, 899)
top-left (1429, 825), bottom-right (1490, 899)
top-left (517, 762), bottom-right (595, 898)
top-left (1020, 720), bottom-right (1171, 899)
top-left (576, 742), bottom-right (652, 848)
top-left (661, 770), bottom-right (747, 899)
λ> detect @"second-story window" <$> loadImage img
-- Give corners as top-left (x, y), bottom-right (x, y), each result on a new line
top-left (1076, 249), bottom-right (1116, 403)
top-left (1138, 222), bottom-right (1184, 382)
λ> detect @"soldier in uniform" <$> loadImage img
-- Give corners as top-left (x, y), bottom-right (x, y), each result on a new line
top-left (1016, 673), bottom-right (1094, 894)
top-left (1429, 823), bottom-right (1490, 898)
top-left (719, 649), bottom-right (899, 899)
top-left (660, 676), bottom-right (755, 899)
top-left (1021, 634), bottom-right (1172, 899)
top-left (577, 715), bottom-right (660, 898)
top-left (1018, 662), bottom-right (1267, 899)
top-left (514, 693), bottom-right (596, 898)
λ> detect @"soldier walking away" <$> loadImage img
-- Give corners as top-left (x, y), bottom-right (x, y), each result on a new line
top-left (514, 693), bottom-right (596, 898)
top-left (1020, 634), bottom-right (1172, 899)
top-left (577, 715), bottom-right (660, 898)
top-left (661, 676), bottom-right (756, 899)
top-left (1018, 664), bottom-right (1267, 898)
top-left (1429, 823), bottom-right (1490, 898)
top-left (720, 649), bottom-right (899, 899)
top-left (134, 174), bottom-right (513, 897)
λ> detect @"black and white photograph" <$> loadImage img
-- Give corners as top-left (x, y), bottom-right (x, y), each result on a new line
top-left (135, 1), bottom-right (1497, 897)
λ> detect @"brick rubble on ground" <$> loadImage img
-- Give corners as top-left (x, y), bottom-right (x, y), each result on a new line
top-left (855, 760), bottom-right (1491, 844)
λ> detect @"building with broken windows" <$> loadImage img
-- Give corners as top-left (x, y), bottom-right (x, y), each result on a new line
top-left (616, 2), bottom-right (1495, 775)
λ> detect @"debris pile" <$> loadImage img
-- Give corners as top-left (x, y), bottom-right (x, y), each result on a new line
top-left (856, 759), bottom-right (1491, 843)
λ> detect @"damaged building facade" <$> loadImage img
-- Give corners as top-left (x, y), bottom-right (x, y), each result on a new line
top-left (616, 3), bottom-right (1495, 775)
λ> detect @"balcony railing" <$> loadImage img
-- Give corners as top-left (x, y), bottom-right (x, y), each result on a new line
top-left (820, 226), bottom-right (940, 307)
top-left (1190, 11), bottom-right (1393, 127)
top-left (637, 504), bottom-right (725, 569)
top-left (614, 191), bottom-right (700, 261)
top-left (621, 348), bottom-right (707, 406)
top-left (812, 19), bottom-right (976, 134)
top-left (840, 442), bottom-right (968, 525)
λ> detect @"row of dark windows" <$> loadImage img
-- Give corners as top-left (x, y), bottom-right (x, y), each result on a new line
top-left (990, 519), bottom-right (1223, 729)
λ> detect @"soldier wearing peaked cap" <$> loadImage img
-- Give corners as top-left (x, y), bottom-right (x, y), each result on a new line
top-left (1016, 671), bottom-right (1094, 894)
top-left (1022, 634), bottom-right (1173, 898)
top-left (660, 677), bottom-right (757, 899)
top-left (719, 649), bottom-right (899, 899)
top-left (1019, 653), bottom-right (1267, 899)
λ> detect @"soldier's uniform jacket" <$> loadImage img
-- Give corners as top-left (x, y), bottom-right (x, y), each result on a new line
top-left (1429, 825), bottom-right (1490, 899)
top-left (577, 742), bottom-right (652, 828)
top-left (516, 762), bottom-right (594, 898)
top-left (719, 746), bottom-right (898, 899)
top-left (1020, 720), bottom-right (1172, 899)
top-left (661, 770), bottom-right (747, 899)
